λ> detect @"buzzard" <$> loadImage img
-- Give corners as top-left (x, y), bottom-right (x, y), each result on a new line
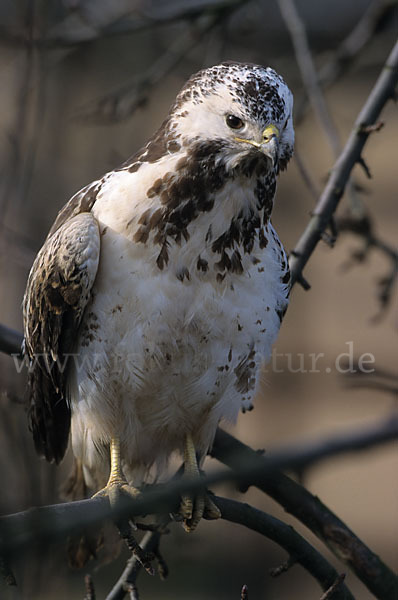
top-left (23, 62), bottom-right (294, 531)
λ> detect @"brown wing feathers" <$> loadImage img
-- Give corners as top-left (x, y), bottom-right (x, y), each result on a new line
top-left (23, 211), bottom-right (100, 463)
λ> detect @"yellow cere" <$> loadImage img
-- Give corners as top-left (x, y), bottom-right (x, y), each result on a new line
top-left (234, 123), bottom-right (280, 148)
top-left (262, 124), bottom-right (279, 141)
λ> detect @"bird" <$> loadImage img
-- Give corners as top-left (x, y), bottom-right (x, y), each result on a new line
top-left (23, 61), bottom-right (294, 532)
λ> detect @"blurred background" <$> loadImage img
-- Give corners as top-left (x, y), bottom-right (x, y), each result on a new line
top-left (0, 0), bottom-right (397, 598)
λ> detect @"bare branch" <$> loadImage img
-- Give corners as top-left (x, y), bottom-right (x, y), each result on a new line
top-left (84, 573), bottom-right (96, 600)
top-left (0, 0), bottom-right (248, 48)
top-left (77, 13), bottom-right (228, 123)
top-left (293, 147), bottom-right (321, 201)
top-left (278, 0), bottom-right (341, 157)
top-left (320, 574), bottom-right (347, 600)
top-left (214, 496), bottom-right (355, 599)
top-left (115, 519), bottom-right (155, 576)
top-left (0, 323), bottom-right (397, 599)
top-left (211, 426), bottom-right (398, 600)
top-left (0, 416), bottom-right (396, 600)
top-left (105, 523), bottom-right (169, 600)
top-left (282, 1), bottom-right (393, 280)
top-left (294, 0), bottom-right (398, 123)
top-left (358, 121), bottom-right (385, 134)
top-left (289, 40), bottom-right (398, 288)
top-left (269, 556), bottom-right (296, 578)
top-left (336, 213), bottom-right (398, 318)
top-left (342, 364), bottom-right (398, 396)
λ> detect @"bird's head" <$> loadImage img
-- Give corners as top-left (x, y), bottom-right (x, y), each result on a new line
top-left (169, 61), bottom-right (294, 175)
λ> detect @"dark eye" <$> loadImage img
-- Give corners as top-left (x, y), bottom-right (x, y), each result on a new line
top-left (226, 114), bottom-right (244, 129)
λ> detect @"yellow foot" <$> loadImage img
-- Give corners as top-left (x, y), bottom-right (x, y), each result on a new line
top-left (179, 433), bottom-right (221, 532)
top-left (93, 477), bottom-right (141, 509)
top-left (180, 488), bottom-right (221, 532)
top-left (92, 437), bottom-right (141, 509)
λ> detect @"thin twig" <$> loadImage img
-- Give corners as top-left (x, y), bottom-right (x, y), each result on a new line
top-left (293, 147), bottom-right (321, 201)
top-left (84, 573), bottom-right (96, 600)
top-left (106, 524), bottom-right (169, 600)
top-left (279, 0), bottom-right (367, 234)
top-left (76, 12), bottom-right (230, 124)
top-left (289, 40), bottom-right (398, 288)
top-left (115, 520), bottom-right (155, 577)
top-left (0, 0), bottom-right (248, 47)
top-left (294, 0), bottom-right (398, 124)
top-left (336, 213), bottom-right (398, 318)
top-left (320, 573), bottom-right (347, 600)
top-left (124, 582), bottom-right (139, 600)
top-left (278, 0), bottom-right (341, 157)
top-left (215, 496), bottom-right (354, 599)
top-left (269, 556), bottom-right (296, 578)
top-left (341, 364), bottom-right (398, 396)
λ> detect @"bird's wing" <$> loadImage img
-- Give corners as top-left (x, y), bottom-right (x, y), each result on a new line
top-left (23, 208), bottom-right (100, 464)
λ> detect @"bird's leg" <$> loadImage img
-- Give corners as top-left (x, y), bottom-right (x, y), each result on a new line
top-left (93, 438), bottom-right (156, 574)
top-left (179, 433), bottom-right (221, 532)
top-left (93, 437), bottom-right (140, 508)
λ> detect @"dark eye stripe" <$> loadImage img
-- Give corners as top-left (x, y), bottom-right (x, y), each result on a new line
top-left (226, 114), bottom-right (244, 129)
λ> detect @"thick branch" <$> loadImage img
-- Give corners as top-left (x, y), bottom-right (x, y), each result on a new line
top-left (0, 417), bottom-right (398, 555)
top-left (211, 428), bottom-right (398, 600)
top-left (289, 40), bottom-right (398, 287)
top-left (214, 496), bottom-right (354, 599)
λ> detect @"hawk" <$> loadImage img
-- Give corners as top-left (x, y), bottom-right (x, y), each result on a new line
top-left (23, 62), bottom-right (294, 531)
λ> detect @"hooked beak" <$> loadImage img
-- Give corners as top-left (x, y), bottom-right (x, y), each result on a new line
top-left (235, 124), bottom-right (280, 168)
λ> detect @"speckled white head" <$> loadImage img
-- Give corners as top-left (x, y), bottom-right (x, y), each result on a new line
top-left (168, 61), bottom-right (294, 173)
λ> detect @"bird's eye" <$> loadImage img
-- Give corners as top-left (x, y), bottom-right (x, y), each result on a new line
top-left (226, 114), bottom-right (244, 130)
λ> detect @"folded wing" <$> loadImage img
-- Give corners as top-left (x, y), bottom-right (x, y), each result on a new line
top-left (23, 212), bottom-right (100, 463)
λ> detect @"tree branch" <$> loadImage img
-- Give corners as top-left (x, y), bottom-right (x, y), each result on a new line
top-left (336, 212), bottom-right (398, 319)
top-left (76, 11), bottom-right (230, 124)
top-left (214, 496), bottom-right (354, 599)
top-left (84, 573), bottom-right (96, 600)
top-left (294, 0), bottom-right (398, 125)
top-left (0, 0), bottom-right (247, 48)
top-left (289, 39), bottom-right (398, 288)
top-left (0, 416), bottom-right (396, 597)
top-left (320, 574), bottom-right (348, 600)
top-left (105, 524), bottom-right (168, 600)
top-left (1, 331), bottom-right (396, 599)
top-left (211, 426), bottom-right (398, 600)
top-left (278, 0), bottom-right (341, 156)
